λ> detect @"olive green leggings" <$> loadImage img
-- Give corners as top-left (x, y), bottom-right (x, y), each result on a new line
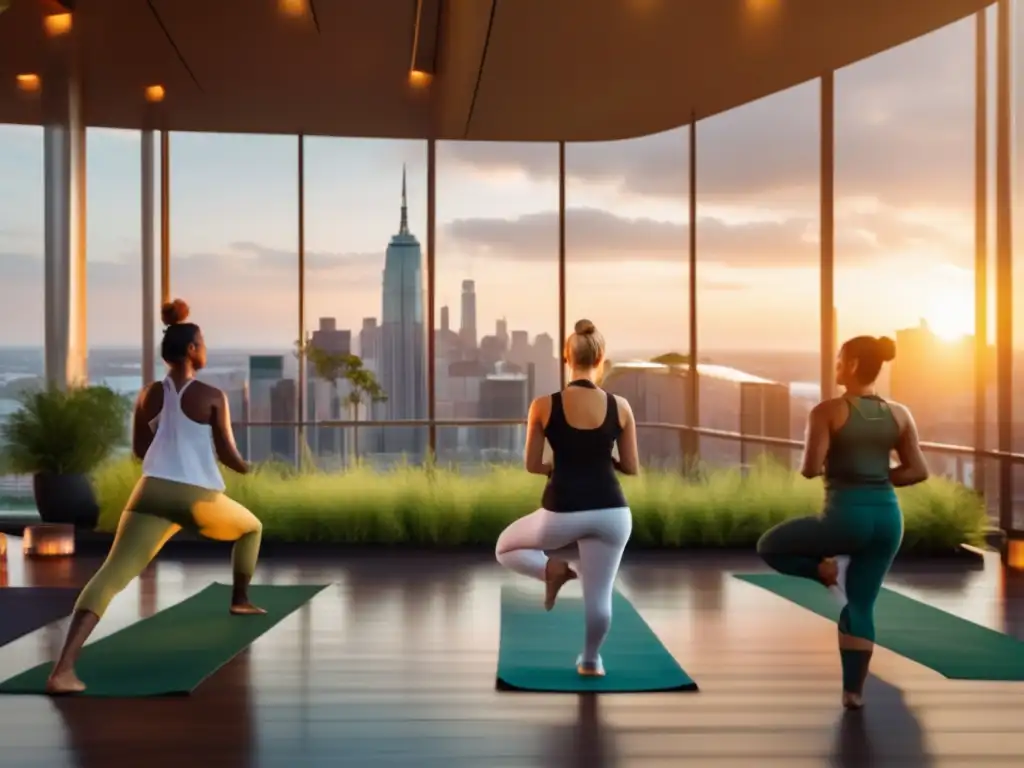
top-left (75, 477), bottom-right (263, 617)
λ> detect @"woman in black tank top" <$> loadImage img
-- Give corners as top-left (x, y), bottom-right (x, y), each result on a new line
top-left (495, 320), bottom-right (639, 678)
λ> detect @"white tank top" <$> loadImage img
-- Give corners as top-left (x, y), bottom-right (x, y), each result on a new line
top-left (141, 377), bottom-right (226, 492)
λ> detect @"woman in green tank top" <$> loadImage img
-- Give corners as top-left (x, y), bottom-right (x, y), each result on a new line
top-left (757, 335), bottom-right (929, 710)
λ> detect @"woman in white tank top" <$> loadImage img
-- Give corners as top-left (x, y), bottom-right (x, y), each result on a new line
top-left (46, 299), bottom-right (265, 695)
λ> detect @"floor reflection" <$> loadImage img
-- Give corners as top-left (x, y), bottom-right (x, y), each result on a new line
top-left (832, 676), bottom-right (932, 768)
top-left (542, 694), bottom-right (617, 768)
top-left (52, 647), bottom-right (255, 768)
top-left (0, 548), bottom-right (1019, 766)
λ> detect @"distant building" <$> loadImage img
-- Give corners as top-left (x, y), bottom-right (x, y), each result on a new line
top-left (603, 360), bottom-right (797, 470)
top-left (478, 371), bottom-right (529, 459)
top-left (247, 355), bottom-right (295, 464)
top-left (378, 167), bottom-right (427, 459)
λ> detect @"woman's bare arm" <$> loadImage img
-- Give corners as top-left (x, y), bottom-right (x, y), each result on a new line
top-left (890, 404), bottom-right (929, 487)
top-left (524, 397), bottom-right (552, 476)
top-left (131, 384), bottom-right (162, 461)
top-left (800, 402), bottom-right (833, 479)
top-left (210, 391), bottom-right (249, 474)
top-left (614, 396), bottom-right (640, 475)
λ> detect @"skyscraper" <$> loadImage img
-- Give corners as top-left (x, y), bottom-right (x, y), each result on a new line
top-left (460, 279), bottom-right (477, 350)
top-left (379, 166), bottom-right (427, 457)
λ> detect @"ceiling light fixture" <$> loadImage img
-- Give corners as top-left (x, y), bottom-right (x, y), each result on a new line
top-left (16, 73), bottom-right (41, 93)
top-left (408, 0), bottom-right (441, 83)
top-left (278, 0), bottom-right (307, 18)
top-left (43, 12), bottom-right (72, 36)
top-left (144, 85), bottom-right (165, 103)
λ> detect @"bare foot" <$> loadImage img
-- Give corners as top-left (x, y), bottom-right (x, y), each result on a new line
top-left (544, 559), bottom-right (577, 611)
top-left (818, 558), bottom-right (839, 587)
top-left (842, 691), bottom-right (864, 710)
top-left (229, 603), bottom-right (267, 616)
top-left (45, 669), bottom-right (86, 695)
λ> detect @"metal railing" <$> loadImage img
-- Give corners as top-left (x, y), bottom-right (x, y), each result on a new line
top-left (235, 417), bottom-right (1024, 465)
top-left (238, 417), bottom-right (1024, 531)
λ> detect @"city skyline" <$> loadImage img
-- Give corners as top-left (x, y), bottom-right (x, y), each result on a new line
top-left (0, 11), bottom-right (1022, 354)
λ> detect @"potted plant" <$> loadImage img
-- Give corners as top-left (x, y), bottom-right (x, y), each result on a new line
top-left (0, 384), bottom-right (131, 528)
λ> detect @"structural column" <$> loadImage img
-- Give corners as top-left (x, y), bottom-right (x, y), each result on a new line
top-left (558, 142), bottom-right (567, 390)
top-left (159, 130), bottom-right (171, 304)
top-left (974, 11), bottom-right (989, 495)
top-left (426, 139), bottom-right (437, 456)
top-left (297, 134), bottom-right (306, 468)
top-left (141, 131), bottom-right (156, 386)
top-left (995, 0), bottom-right (1015, 533)
top-left (687, 117), bottom-right (699, 462)
top-left (820, 73), bottom-right (836, 401)
top-left (42, 12), bottom-right (87, 388)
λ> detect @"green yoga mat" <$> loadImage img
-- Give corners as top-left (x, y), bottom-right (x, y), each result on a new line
top-left (496, 586), bottom-right (697, 692)
top-left (736, 573), bottom-right (1024, 681)
top-left (0, 583), bottom-right (327, 697)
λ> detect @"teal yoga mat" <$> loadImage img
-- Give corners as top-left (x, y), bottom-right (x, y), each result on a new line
top-left (496, 586), bottom-right (697, 692)
top-left (736, 573), bottom-right (1024, 681)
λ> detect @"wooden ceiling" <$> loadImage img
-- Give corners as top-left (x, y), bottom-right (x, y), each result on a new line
top-left (0, 0), bottom-right (994, 142)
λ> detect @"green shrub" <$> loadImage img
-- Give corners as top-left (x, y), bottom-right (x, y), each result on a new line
top-left (90, 457), bottom-right (988, 552)
top-left (2, 384), bottom-right (131, 475)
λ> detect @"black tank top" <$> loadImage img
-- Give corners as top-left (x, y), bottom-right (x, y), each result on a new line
top-left (541, 380), bottom-right (628, 513)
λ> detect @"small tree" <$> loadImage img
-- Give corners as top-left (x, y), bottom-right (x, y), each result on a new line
top-left (343, 359), bottom-right (387, 459)
top-left (295, 339), bottom-right (387, 465)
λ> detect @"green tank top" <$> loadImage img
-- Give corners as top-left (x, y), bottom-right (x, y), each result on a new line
top-left (824, 396), bottom-right (900, 489)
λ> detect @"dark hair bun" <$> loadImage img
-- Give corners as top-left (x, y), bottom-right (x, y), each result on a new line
top-left (574, 318), bottom-right (596, 336)
top-left (161, 299), bottom-right (190, 326)
top-left (876, 336), bottom-right (896, 362)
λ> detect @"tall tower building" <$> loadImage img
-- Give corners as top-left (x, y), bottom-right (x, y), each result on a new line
top-left (379, 166), bottom-right (427, 457)
top-left (496, 317), bottom-right (509, 352)
top-left (460, 279), bottom-right (477, 350)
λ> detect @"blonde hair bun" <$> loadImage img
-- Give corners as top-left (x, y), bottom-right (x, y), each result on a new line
top-left (574, 319), bottom-right (597, 335)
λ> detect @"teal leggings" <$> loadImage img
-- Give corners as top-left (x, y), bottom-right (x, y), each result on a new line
top-left (757, 488), bottom-right (902, 656)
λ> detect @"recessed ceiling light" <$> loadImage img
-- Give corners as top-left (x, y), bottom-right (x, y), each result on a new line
top-left (145, 85), bottom-right (165, 103)
top-left (16, 74), bottom-right (41, 93)
top-left (278, 0), bottom-right (307, 18)
top-left (408, 70), bottom-right (432, 88)
top-left (44, 12), bottom-right (72, 37)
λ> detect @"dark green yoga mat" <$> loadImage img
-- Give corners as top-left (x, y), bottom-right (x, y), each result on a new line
top-left (736, 573), bottom-right (1024, 681)
top-left (496, 586), bottom-right (697, 692)
top-left (0, 583), bottom-right (327, 697)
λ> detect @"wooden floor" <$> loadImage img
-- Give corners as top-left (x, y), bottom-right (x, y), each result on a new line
top-left (1, 546), bottom-right (1024, 768)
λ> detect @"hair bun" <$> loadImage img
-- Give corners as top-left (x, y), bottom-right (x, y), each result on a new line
top-left (574, 318), bottom-right (597, 336)
top-left (876, 336), bottom-right (896, 362)
top-left (161, 299), bottom-right (190, 326)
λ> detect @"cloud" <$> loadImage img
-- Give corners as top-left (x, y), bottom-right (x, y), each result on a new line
top-left (0, 243), bottom-right (385, 305)
top-left (443, 20), bottom-right (977, 208)
top-left (0, 242), bottom-right (388, 345)
top-left (217, 241), bottom-right (383, 277)
top-left (442, 206), bottom-right (958, 268)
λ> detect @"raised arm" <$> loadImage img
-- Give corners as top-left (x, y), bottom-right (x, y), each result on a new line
top-left (524, 396), bottom-right (552, 476)
top-left (613, 396), bottom-right (639, 475)
top-left (210, 390), bottom-right (249, 475)
top-left (799, 401), bottom-right (833, 479)
top-left (889, 404), bottom-right (929, 487)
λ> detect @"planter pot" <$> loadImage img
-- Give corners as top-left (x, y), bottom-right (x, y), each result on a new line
top-left (32, 472), bottom-right (100, 529)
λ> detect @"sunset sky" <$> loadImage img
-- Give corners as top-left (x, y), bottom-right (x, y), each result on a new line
top-left (0, 9), bottom-right (1022, 355)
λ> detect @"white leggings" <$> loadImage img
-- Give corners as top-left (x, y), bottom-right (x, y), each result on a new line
top-left (495, 506), bottom-right (632, 663)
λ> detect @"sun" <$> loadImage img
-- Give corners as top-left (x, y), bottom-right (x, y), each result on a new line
top-left (922, 292), bottom-right (974, 342)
